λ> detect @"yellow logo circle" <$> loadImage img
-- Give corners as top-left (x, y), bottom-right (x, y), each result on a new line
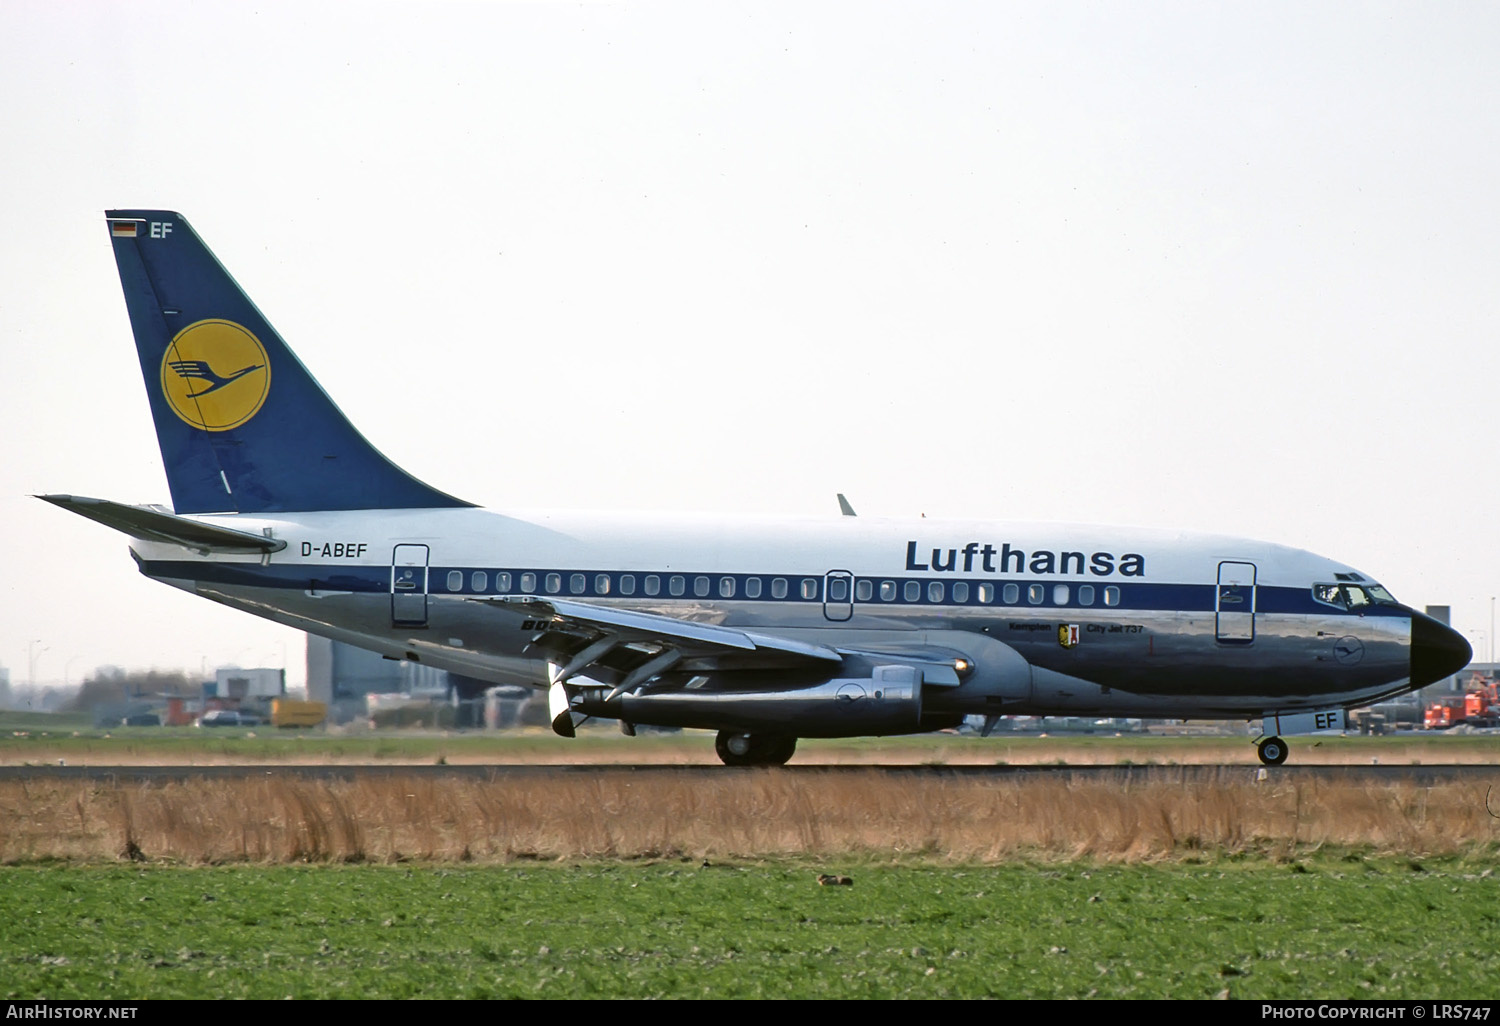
top-left (160, 320), bottom-right (271, 431)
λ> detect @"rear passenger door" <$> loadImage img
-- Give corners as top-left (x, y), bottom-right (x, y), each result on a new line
top-left (392, 544), bottom-right (430, 627)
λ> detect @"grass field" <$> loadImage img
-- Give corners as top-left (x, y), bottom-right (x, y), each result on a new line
top-left (3, 858), bottom-right (1498, 999)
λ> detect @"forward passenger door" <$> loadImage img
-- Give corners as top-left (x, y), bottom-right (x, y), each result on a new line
top-left (1215, 561), bottom-right (1257, 643)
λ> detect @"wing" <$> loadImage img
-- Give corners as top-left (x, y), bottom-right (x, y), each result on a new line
top-left (471, 595), bottom-right (986, 740)
top-left (475, 595), bottom-right (839, 692)
top-left (471, 595), bottom-right (965, 697)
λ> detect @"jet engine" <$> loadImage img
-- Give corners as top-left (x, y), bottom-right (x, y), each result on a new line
top-left (565, 663), bottom-right (958, 737)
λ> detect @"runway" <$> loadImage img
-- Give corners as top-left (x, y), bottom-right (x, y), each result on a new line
top-left (5, 762), bottom-right (1497, 786)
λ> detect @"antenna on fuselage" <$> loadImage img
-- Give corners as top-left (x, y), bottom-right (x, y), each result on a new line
top-left (837, 493), bottom-right (857, 517)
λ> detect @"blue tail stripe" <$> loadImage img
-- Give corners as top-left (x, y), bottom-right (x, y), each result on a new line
top-left (106, 209), bottom-right (471, 514)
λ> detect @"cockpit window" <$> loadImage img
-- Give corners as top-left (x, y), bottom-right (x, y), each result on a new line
top-left (1313, 584), bottom-right (1343, 607)
top-left (1313, 582), bottom-right (1398, 610)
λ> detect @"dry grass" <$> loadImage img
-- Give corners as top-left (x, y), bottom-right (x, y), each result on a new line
top-left (3, 770), bottom-right (1498, 865)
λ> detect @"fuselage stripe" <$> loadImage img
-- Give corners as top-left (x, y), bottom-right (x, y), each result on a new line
top-left (135, 560), bottom-right (1404, 617)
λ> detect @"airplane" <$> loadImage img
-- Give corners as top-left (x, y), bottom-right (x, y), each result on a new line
top-left (42, 210), bottom-right (1472, 766)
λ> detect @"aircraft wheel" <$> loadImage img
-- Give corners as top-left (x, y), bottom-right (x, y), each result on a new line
top-left (715, 731), bottom-right (797, 767)
top-left (1257, 735), bottom-right (1289, 766)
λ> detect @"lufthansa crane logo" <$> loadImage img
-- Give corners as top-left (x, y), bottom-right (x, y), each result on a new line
top-left (160, 320), bottom-right (270, 431)
top-left (1334, 636), bottom-right (1364, 666)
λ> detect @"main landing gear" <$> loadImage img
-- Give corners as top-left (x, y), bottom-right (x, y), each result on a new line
top-left (715, 731), bottom-right (797, 767)
top-left (1256, 735), bottom-right (1289, 766)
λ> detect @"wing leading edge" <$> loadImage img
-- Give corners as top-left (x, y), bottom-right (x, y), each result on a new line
top-left (474, 595), bottom-right (842, 682)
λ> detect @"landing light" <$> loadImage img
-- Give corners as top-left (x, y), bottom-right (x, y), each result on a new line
top-left (954, 658), bottom-right (973, 675)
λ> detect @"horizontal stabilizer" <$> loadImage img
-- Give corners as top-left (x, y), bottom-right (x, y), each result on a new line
top-left (37, 494), bottom-right (286, 555)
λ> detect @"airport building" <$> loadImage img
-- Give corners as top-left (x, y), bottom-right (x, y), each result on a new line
top-left (305, 636), bottom-right (532, 727)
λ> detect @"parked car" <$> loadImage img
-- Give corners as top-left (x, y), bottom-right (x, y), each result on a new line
top-left (197, 709), bottom-right (263, 727)
top-left (120, 712), bottom-right (161, 727)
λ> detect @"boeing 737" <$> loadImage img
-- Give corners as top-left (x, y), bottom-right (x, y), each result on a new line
top-left (43, 210), bottom-right (1472, 765)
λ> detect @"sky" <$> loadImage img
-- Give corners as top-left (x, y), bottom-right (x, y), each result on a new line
top-left (4, 1), bottom-right (1500, 693)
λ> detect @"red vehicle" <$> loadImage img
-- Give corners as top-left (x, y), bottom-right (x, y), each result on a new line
top-left (1425, 676), bottom-right (1500, 729)
top-left (1424, 695), bottom-right (1466, 729)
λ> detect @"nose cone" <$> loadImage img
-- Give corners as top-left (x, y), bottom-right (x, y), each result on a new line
top-left (1410, 612), bottom-right (1472, 688)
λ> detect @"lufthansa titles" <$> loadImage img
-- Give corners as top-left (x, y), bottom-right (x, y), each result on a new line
top-left (905, 541), bottom-right (1145, 577)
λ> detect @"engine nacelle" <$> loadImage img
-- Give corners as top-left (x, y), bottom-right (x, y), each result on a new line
top-left (570, 664), bottom-right (930, 737)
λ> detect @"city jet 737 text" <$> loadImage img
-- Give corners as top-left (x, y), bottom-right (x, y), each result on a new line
top-left (43, 210), bottom-right (1472, 765)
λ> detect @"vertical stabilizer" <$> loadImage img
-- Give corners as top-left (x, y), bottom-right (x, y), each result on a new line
top-left (104, 210), bottom-right (471, 514)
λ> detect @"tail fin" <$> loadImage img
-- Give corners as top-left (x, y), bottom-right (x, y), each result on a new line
top-left (104, 210), bottom-right (471, 514)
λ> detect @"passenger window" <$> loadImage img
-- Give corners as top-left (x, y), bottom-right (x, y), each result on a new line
top-left (594, 574), bottom-right (611, 595)
top-left (545, 573), bottom-right (562, 594)
top-left (447, 570), bottom-right (463, 592)
top-left (496, 572), bottom-right (511, 593)
top-left (828, 577), bottom-right (849, 602)
top-left (1002, 583), bottom-right (1020, 604)
top-left (471, 571), bottom-right (487, 592)
top-left (855, 579), bottom-right (873, 602)
top-left (1027, 584), bottom-right (1045, 605)
top-left (952, 582), bottom-right (969, 603)
top-left (928, 581), bottom-right (944, 603)
top-left (520, 572), bottom-right (536, 593)
top-left (570, 573), bottom-right (586, 594)
top-left (619, 574), bottom-right (635, 596)
top-left (745, 577), bottom-right (763, 599)
top-left (976, 583), bottom-right (994, 604)
top-left (644, 575), bottom-right (661, 596)
top-left (669, 575), bottom-right (685, 597)
top-left (772, 578), bottom-right (788, 599)
top-left (1104, 586), bottom-right (1120, 607)
top-left (694, 576), bottom-right (710, 597)
top-left (801, 578), bottom-right (818, 600)
top-left (904, 581), bottom-right (921, 602)
top-left (880, 580), bottom-right (897, 601)
top-left (1078, 584), bottom-right (1094, 606)
top-left (719, 576), bottom-right (735, 598)
top-left (1053, 584), bottom-right (1070, 605)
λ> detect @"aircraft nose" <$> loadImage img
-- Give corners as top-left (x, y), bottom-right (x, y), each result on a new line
top-left (1410, 611), bottom-right (1472, 688)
